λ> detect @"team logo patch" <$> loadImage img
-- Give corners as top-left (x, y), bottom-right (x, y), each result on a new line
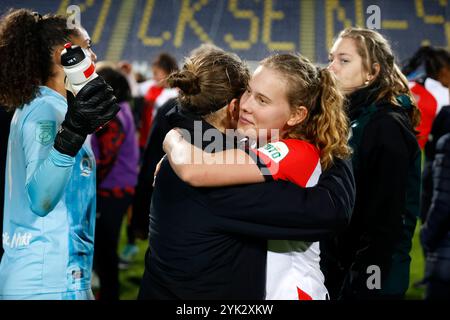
top-left (258, 141), bottom-right (289, 163)
top-left (35, 121), bottom-right (56, 146)
top-left (80, 156), bottom-right (93, 177)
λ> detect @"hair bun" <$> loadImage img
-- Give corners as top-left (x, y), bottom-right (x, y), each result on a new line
top-left (168, 70), bottom-right (200, 95)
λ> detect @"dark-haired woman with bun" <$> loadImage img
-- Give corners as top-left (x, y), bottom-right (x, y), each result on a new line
top-left (0, 9), bottom-right (119, 299)
top-left (138, 48), bottom-right (355, 300)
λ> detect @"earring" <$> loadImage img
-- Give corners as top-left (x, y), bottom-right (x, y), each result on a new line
top-left (364, 79), bottom-right (370, 85)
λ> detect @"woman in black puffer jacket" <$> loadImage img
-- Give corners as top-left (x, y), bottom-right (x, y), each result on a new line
top-left (421, 132), bottom-right (450, 299)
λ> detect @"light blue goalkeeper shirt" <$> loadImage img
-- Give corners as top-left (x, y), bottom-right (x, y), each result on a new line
top-left (0, 86), bottom-right (96, 297)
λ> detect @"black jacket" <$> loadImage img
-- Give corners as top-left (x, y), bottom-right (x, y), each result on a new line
top-left (321, 86), bottom-right (421, 299)
top-left (421, 133), bottom-right (450, 259)
top-left (139, 106), bottom-right (355, 300)
top-left (422, 106), bottom-right (450, 222)
top-left (131, 98), bottom-right (178, 239)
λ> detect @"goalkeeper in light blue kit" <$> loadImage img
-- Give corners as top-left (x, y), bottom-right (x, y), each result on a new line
top-left (0, 9), bottom-right (119, 299)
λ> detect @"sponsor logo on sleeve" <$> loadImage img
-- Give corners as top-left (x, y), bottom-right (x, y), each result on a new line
top-left (258, 141), bottom-right (289, 163)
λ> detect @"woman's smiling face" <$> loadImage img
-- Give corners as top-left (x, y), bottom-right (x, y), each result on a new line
top-left (237, 65), bottom-right (294, 142)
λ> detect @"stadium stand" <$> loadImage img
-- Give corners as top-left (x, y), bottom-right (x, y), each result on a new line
top-left (1, 0), bottom-right (449, 67)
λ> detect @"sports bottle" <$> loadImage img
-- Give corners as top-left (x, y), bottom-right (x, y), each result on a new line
top-left (61, 42), bottom-right (98, 95)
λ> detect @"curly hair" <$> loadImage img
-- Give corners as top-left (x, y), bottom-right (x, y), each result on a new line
top-left (0, 9), bottom-right (79, 111)
top-left (261, 53), bottom-right (352, 170)
top-left (338, 27), bottom-right (421, 128)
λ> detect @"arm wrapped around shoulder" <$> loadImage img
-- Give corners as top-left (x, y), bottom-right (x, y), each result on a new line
top-left (54, 76), bottom-right (121, 157)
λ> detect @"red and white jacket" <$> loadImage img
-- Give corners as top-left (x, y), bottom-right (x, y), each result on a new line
top-left (409, 78), bottom-right (449, 149)
top-left (249, 139), bottom-right (328, 300)
top-left (138, 80), bottom-right (178, 148)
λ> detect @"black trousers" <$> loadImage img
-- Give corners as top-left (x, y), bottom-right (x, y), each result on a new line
top-left (94, 193), bottom-right (133, 300)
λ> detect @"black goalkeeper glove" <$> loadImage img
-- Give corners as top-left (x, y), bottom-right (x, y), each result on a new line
top-left (54, 76), bottom-right (121, 157)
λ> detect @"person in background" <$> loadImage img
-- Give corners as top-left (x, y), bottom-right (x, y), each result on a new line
top-left (403, 47), bottom-right (450, 222)
top-left (117, 61), bottom-right (144, 129)
top-left (119, 53), bottom-right (179, 264)
top-left (324, 27), bottom-right (421, 299)
top-left (125, 97), bottom-right (177, 249)
top-left (420, 132), bottom-right (450, 299)
top-left (402, 46), bottom-right (450, 291)
top-left (137, 52), bottom-right (179, 155)
top-left (402, 46), bottom-right (450, 149)
top-left (91, 65), bottom-right (139, 300)
top-left (117, 61), bottom-right (140, 98)
top-left (422, 105), bottom-right (450, 221)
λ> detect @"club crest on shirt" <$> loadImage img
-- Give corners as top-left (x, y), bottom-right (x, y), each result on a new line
top-left (258, 141), bottom-right (289, 163)
top-left (80, 156), bottom-right (93, 177)
top-left (71, 269), bottom-right (84, 280)
top-left (35, 121), bottom-right (56, 146)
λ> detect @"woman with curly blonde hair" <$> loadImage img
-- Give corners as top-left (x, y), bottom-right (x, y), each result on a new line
top-left (162, 52), bottom-right (351, 299)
